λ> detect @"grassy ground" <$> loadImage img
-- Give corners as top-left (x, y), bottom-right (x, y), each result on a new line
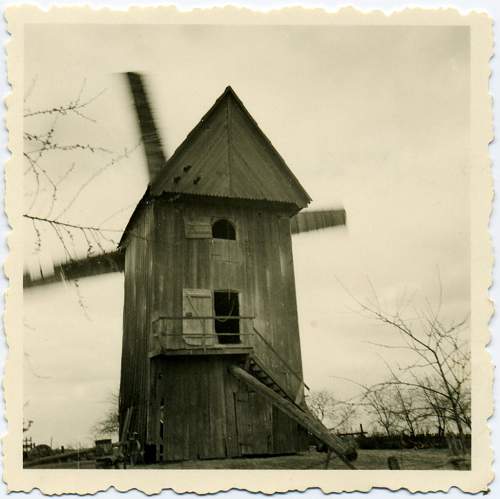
top-left (140, 449), bottom-right (467, 470)
top-left (27, 449), bottom-right (470, 470)
top-left (26, 459), bottom-right (96, 469)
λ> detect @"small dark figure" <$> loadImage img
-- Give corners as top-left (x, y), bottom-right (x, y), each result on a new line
top-left (387, 456), bottom-right (401, 470)
top-left (112, 444), bottom-right (126, 469)
top-left (127, 432), bottom-right (142, 466)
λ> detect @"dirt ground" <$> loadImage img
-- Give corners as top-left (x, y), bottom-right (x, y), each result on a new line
top-left (139, 448), bottom-right (467, 470)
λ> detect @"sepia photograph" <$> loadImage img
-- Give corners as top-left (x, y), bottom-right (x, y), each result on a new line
top-left (3, 5), bottom-right (493, 494)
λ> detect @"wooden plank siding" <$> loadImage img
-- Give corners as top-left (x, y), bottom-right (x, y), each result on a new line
top-left (121, 195), bottom-right (307, 460)
top-left (119, 207), bottom-right (155, 444)
top-left (151, 196), bottom-right (305, 401)
top-left (150, 356), bottom-right (305, 461)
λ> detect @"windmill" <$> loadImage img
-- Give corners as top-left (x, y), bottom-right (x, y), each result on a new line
top-left (24, 73), bottom-right (353, 467)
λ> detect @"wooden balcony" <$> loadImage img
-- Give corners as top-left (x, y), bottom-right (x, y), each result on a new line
top-left (149, 316), bottom-right (255, 357)
top-left (150, 316), bottom-right (310, 406)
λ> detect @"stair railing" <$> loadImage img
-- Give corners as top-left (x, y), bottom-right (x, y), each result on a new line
top-left (251, 326), bottom-right (310, 403)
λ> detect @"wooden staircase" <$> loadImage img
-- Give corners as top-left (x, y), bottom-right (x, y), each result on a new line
top-left (233, 358), bottom-right (357, 470)
top-left (246, 357), bottom-right (290, 402)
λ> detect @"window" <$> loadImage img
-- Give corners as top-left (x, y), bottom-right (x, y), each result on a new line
top-left (212, 219), bottom-right (236, 240)
top-left (214, 290), bottom-right (240, 344)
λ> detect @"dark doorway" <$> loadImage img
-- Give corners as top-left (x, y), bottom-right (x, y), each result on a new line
top-left (214, 291), bottom-right (240, 344)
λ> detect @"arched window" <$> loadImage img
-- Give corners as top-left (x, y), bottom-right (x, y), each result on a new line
top-left (212, 219), bottom-right (236, 240)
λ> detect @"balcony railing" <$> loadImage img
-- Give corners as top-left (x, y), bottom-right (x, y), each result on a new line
top-left (152, 315), bottom-right (255, 351)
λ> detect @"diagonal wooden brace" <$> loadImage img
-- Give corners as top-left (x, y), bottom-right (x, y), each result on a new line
top-left (229, 365), bottom-right (356, 470)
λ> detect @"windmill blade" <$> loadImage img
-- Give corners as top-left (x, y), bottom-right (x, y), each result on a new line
top-left (125, 72), bottom-right (167, 181)
top-left (23, 251), bottom-right (124, 289)
top-left (24, 72), bottom-right (165, 289)
top-left (290, 208), bottom-right (346, 235)
top-left (24, 208), bottom-right (346, 288)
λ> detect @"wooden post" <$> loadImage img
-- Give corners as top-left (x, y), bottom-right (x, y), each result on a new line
top-left (229, 365), bottom-right (356, 469)
top-left (324, 449), bottom-right (332, 469)
top-left (120, 406), bottom-right (133, 443)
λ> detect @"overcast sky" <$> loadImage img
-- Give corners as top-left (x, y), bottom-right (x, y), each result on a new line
top-left (23, 24), bottom-right (470, 447)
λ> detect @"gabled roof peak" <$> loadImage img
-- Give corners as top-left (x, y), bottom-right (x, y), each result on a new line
top-left (150, 86), bottom-right (311, 209)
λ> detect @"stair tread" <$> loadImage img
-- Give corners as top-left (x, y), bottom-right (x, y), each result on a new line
top-left (245, 360), bottom-right (294, 404)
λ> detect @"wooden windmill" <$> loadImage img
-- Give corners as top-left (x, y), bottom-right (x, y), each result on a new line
top-left (23, 73), bottom-right (353, 467)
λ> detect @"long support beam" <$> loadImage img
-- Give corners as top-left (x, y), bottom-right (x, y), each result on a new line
top-left (229, 365), bottom-right (356, 470)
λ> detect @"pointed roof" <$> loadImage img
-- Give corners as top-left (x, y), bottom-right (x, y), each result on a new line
top-left (150, 86), bottom-right (311, 208)
top-left (119, 87), bottom-right (311, 248)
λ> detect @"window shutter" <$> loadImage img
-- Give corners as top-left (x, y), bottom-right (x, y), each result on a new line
top-left (182, 289), bottom-right (214, 346)
top-left (184, 217), bottom-right (212, 239)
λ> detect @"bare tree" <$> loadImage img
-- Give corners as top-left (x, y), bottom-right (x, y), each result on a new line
top-left (421, 385), bottom-right (449, 437)
top-left (24, 79), bottom-right (139, 264)
top-left (306, 389), bottom-right (358, 434)
top-left (306, 390), bottom-right (336, 423)
top-left (363, 387), bottom-right (398, 437)
top-left (23, 79), bottom-right (142, 321)
top-left (331, 402), bottom-right (359, 435)
top-left (391, 385), bottom-right (422, 438)
top-left (350, 282), bottom-right (471, 445)
top-left (91, 392), bottom-right (119, 438)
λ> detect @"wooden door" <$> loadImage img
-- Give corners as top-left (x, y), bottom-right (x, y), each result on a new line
top-left (234, 383), bottom-right (273, 455)
top-left (182, 289), bottom-right (214, 346)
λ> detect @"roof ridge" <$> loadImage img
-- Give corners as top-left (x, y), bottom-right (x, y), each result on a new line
top-left (226, 91), bottom-right (232, 196)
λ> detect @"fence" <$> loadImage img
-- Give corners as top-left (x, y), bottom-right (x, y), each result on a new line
top-left (357, 433), bottom-right (471, 450)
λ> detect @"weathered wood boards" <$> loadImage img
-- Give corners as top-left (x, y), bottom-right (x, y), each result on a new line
top-left (119, 208), bottom-right (155, 444)
top-left (149, 357), bottom-right (307, 462)
top-left (120, 193), bottom-right (310, 459)
top-left (150, 87), bottom-right (311, 209)
top-left (150, 197), bottom-right (305, 401)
